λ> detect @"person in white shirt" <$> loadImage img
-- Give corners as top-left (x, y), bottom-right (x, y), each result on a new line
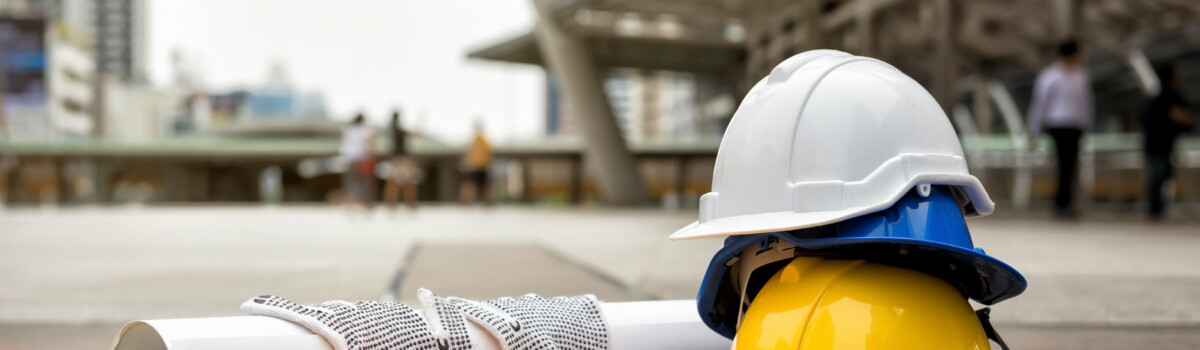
top-left (1027, 40), bottom-right (1092, 219)
top-left (340, 113), bottom-right (375, 209)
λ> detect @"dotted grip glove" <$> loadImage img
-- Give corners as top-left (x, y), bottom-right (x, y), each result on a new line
top-left (241, 288), bottom-right (472, 350)
top-left (242, 290), bottom-right (610, 350)
top-left (448, 294), bottom-right (609, 350)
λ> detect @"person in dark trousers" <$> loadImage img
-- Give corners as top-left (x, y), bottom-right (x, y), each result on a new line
top-left (1142, 63), bottom-right (1193, 221)
top-left (383, 110), bottom-right (419, 209)
top-left (1027, 40), bottom-right (1093, 219)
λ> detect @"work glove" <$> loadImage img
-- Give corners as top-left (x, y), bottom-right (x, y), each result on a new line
top-left (448, 293), bottom-right (609, 350)
top-left (241, 288), bottom-right (473, 350)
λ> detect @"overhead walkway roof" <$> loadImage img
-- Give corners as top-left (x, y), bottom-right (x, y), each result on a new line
top-left (6, 135), bottom-right (1200, 159)
top-left (467, 32), bottom-right (743, 74)
top-left (471, 0), bottom-right (1200, 82)
top-left (0, 136), bottom-right (723, 158)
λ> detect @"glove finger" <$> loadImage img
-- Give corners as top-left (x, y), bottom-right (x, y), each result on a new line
top-left (242, 295), bottom-right (332, 318)
top-left (418, 289), bottom-right (452, 336)
top-left (449, 297), bottom-right (525, 342)
top-left (318, 300), bottom-right (358, 314)
top-left (417, 289), bottom-right (475, 350)
top-left (519, 293), bottom-right (546, 301)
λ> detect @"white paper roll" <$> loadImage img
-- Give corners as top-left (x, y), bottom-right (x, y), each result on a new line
top-left (111, 300), bottom-right (730, 350)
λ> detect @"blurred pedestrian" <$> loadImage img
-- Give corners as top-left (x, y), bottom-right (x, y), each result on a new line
top-left (340, 113), bottom-right (375, 209)
top-left (1142, 63), bottom-right (1193, 221)
top-left (383, 110), bottom-right (419, 209)
top-left (1027, 40), bottom-right (1092, 220)
top-left (459, 121), bottom-right (493, 205)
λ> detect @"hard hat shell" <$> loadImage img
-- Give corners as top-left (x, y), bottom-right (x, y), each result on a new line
top-left (671, 50), bottom-right (993, 241)
top-left (695, 186), bottom-right (1026, 339)
top-left (735, 257), bottom-right (992, 350)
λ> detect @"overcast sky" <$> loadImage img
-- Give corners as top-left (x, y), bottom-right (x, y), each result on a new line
top-left (148, 0), bottom-right (546, 143)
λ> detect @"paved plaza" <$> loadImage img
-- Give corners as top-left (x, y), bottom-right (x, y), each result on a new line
top-left (1, 205), bottom-right (1199, 349)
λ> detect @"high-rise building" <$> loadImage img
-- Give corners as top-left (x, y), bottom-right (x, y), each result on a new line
top-left (18, 0), bottom-right (145, 81)
top-left (92, 0), bottom-right (145, 81)
top-left (0, 15), bottom-right (50, 137)
top-left (0, 0), bottom-right (148, 137)
top-left (545, 68), bottom-right (720, 142)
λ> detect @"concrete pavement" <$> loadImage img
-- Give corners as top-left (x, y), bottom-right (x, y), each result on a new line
top-left (1, 205), bottom-right (1198, 349)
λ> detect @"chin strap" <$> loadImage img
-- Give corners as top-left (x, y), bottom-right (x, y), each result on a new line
top-left (975, 307), bottom-right (1009, 350)
top-left (733, 239), bottom-right (797, 330)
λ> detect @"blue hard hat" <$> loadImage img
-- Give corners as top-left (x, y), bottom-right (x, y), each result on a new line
top-left (695, 185), bottom-right (1027, 339)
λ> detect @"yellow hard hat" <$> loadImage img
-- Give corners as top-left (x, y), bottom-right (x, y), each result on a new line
top-left (735, 257), bottom-right (1000, 350)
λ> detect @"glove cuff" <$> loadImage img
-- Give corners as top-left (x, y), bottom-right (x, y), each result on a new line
top-left (585, 294), bottom-right (612, 349)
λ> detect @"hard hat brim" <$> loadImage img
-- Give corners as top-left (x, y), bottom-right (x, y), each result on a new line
top-left (671, 176), bottom-right (994, 241)
top-left (696, 233), bottom-right (1027, 339)
top-left (693, 186), bottom-right (1022, 339)
top-left (779, 236), bottom-right (1027, 305)
top-left (670, 211), bottom-right (847, 241)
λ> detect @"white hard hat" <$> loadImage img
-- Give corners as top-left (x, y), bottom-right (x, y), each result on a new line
top-left (671, 50), bottom-right (993, 241)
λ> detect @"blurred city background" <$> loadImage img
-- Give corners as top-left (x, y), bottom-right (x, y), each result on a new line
top-left (0, 0), bottom-right (1198, 349)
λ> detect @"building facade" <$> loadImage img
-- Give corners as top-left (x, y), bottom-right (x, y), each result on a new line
top-left (546, 69), bottom-right (725, 142)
